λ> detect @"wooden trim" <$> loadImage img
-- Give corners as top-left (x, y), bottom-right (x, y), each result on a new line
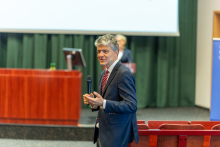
top-left (213, 11), bottom-right (220, 38)
top-left (138, 130), bottom-right (220, 136)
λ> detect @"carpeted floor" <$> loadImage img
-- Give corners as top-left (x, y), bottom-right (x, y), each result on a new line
top-left (79, 106), bottom-right (210, 126)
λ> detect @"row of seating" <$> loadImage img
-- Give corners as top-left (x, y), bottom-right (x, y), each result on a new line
top-left (128, 120), bottom-right (220, 147)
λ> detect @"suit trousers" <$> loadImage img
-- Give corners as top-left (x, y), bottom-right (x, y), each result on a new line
top-left (97, 133), bottom-right (129, 147)
top-left (97, 133), bottom-right (101, 147)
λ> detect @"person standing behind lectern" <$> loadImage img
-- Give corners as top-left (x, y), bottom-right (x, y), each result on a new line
top-left (116, 34), bottom-right (133, 63)
top-left (83, 34), bottom-right (139, 147)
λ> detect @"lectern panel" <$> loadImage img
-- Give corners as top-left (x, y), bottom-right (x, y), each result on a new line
top-left (0, 68), bottom-right (82, 125)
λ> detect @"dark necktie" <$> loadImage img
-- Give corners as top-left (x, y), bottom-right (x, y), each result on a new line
top-left (101, 70), bottom-right (109, 94)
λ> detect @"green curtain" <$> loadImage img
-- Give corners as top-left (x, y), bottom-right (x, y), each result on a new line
top-left (0, 0), bottom-right (197, 108)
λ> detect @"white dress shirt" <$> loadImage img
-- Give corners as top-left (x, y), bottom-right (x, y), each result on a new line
top-left (102, 58), bottom-right (119, 109)
top-left (118, 51), bottom-right (124, 60)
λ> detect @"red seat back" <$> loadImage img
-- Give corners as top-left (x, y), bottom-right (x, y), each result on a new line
top-left (210, 124), bottom-right (220, 147)
top-left (157, 124), bottom-right (204, 147)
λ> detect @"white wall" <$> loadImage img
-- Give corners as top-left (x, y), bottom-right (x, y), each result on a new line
top-left (196, 0), bottom-right (220, 109)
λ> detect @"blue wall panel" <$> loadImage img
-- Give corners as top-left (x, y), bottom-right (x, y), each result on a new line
top-left (210, 40), bottom-right (220, 121)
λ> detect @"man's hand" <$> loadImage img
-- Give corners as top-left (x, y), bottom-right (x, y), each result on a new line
top-left (84, 91), bottom-right (104, 106)
top-left (83, 93), bottom-right (94, 106)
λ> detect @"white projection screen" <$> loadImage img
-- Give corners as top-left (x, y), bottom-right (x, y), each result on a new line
top-left (0, 0), bottom-right (179, 36)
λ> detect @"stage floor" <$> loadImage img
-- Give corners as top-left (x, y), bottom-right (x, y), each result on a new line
top-left (79, 106), bottom-right (210, 126)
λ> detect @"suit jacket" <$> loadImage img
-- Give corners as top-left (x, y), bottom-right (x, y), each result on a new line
top-left (120, 49), bottom-right (133, 63)
top-left (93, 61), bottom-right (139, 147)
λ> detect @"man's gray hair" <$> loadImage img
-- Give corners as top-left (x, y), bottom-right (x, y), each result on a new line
top-left (94, 34), bottom-right (119, 53)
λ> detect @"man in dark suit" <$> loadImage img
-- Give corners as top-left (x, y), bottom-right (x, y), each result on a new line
top-left (83, 34), bottom-right (139, 147)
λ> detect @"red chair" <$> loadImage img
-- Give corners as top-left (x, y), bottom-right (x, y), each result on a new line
top-left (210, 124), bottom-right (220, 147)
top-left (191, 121), bottom-right (220, 147)
top-left (137, 120), bottom-right (146, 124)
top-left (157, 124), bottom-right (205, 147)
top-left (128, 123), bottom-right (150, 147)
top-left (148, 121), bottom-right (190, 147)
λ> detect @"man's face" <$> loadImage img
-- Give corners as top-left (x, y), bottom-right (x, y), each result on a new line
top-left (116, 37), bottom-right (126, 51)
top-left (97, 45), bottom-right (118, 68)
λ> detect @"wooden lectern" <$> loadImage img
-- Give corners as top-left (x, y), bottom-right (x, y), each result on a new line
top-left (0, 68), bottom-right (82, 125)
